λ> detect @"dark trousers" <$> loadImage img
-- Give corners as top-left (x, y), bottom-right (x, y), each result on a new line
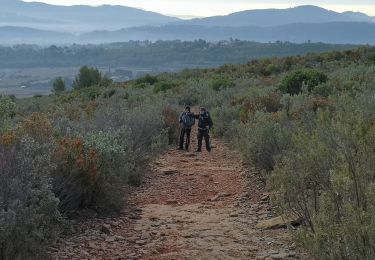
top-left (179, 128), bottom-right (191, 149)
top-left (197, 129), bottom-right (211, 152)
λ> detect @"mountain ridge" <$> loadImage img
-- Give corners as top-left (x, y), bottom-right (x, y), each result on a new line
top-left (1, 3), bottom-right (375, 44)
top-left (79, 21), bottom-right (375, 44)
top-left (0, 0), bottom-right (180, 33)
top-left (2, 21), bottom-right (374, 45)
top-left (178, 5), bottom-right (374, 27)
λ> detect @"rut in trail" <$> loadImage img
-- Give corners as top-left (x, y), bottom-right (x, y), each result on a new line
top-left (53, 130), bottom-right (303, 260)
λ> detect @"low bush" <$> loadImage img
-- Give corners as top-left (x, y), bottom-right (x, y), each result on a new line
top-left (262, 63), bottom-right (280, 76)
top-left (239, 92), bottom-right (283, 121)
top-left (50, 97), bottom-right (169, 213)
top-left (53, 132), bottom-right (127, 213)
top-left (154, 81), bottom-right (175, 93)
top-left (135, 74), bottom-right (158, 86)
top-left (235, 112), bottom-right (291, 172)
top-left (279, 69), bottom-right (328, 95)
top-left (271, 95), bottom-right (375, 259)
top-left (210, 77), bottom-right (235, 91)
top-left (0, 134), bottom-right (63, 260)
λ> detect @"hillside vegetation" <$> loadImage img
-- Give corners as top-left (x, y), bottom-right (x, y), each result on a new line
top-left (1, 46), bottom-right (375, 259)
top-left (0, 41), bottom-right (356, 69)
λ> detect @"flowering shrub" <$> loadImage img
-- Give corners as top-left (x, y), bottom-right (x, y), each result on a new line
top-left (53, 132), bottom-right (125, 213)
top-left (20, 113), bottom-right (53, 141)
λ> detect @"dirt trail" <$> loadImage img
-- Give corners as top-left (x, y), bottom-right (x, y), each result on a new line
top-left (53, 129), bottom-right (302, 260)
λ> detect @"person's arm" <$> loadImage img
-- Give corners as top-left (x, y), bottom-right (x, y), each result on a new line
top-left (179, 112), bottom-right (183, 123)
top-left (208, 113), bottom-right (213, 129)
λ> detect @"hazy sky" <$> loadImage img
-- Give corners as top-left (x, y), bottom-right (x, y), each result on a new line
top-left (23, 0), bottom-right (375, 18)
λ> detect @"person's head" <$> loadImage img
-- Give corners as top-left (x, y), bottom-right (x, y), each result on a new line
top-left (200, 107), bottom-right (206, 113)
top-left (185, 106), bottom-right (191, 112)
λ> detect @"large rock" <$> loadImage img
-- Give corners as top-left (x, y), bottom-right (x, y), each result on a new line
top-left (256, 214), bottom-right (302, 229)
top-left (162, 168), bottom-right (180, 175)
top-left (101, 224), bottom-right (112, 235)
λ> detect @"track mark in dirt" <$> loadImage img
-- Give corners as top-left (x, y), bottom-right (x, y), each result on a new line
top-left (53, 131), bottom-right (304, 260)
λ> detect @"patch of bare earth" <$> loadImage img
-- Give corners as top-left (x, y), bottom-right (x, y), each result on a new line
top-left (52, 131), bottom-right (305, 260)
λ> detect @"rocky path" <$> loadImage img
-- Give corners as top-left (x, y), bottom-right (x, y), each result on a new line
top-left (53, 132), bottom-right (303, 260)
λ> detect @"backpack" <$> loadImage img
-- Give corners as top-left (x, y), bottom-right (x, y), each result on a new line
top-left (181, 112), bottom-right (195, 128)
top-left (198, 111), bottom-right (210, 128)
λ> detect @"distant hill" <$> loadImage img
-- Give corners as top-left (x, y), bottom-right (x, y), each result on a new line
top-left (0, 0), bottom-right (179, 33)
top-left (1, 4), bottom-right (375, 45)
top-left (178, 5), bottom-right (374, 27)
top-left (80, 22), bottom-right (375, 44)
top-left (2, 21), bottom-right (375, 45)
top-left (0, 26), bottom-right (73, 44)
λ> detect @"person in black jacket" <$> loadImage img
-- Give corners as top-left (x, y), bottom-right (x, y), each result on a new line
top-left (179, 106), bottom-right (195, 150)
top-left (193, 107), bottom-right (213, 152)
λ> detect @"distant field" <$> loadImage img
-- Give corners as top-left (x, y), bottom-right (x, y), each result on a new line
top-left (0, 66), bottom-right (161, 97)
top-left (0, 67), bottom-right (78, 97)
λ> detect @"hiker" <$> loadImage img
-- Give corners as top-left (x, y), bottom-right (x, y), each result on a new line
top-left (179, 106), bottom-right (195, 150)
top-left (194, 107), bottom-right (213, 152)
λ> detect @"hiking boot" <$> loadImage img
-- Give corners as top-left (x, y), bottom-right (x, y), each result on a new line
top-left (178, 147), bottom-right (184, 151)
top-left (195, 149), bottom-right (202, 153)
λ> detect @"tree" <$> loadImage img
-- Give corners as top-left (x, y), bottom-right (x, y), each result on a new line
top-left (52, 77), bottom-right (66, 93)
top-left (72, 66), bottom-right (102, 90)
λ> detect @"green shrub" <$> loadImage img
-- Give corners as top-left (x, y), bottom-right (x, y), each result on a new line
top-left (0, 135), bottom-right (63, 259)
top-left (0, 95), bottom-right (16, 119)
top-left (154, 81), bottom-right (175, 93)
top-left (263, 63), bottom-right (280, 76)
top-left (52, 77), bottom-right (66, 93)
top-left (53, 130), bottom-right (130, 213)
top-left (0, 95), bottom-right (16, 133)
top-left (102, 88), bottom-right (117, 98)
top-left (279, 69), bottom-right (328, 95)
top-left (271, 96), bottom-right (375, 259)
top-left (51, 98), bottom-right (168, 213)
top-left (135, 74), bottom-right (158, 85)
top-left (235, 111), bottom-right (291, 172)
top-left (210, 77), bottom-right (235, 91)
top-left (78, 86), bottom-right (102, 101)
top-left (99, 76), bottom-right (113, 88)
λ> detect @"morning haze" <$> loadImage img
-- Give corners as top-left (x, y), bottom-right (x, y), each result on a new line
top-left (1, 0), bottom-right (375, 260)
top-left (22, 0), bottom-right (375, 17)
top-left (0, 0), bottom-right (374, 97)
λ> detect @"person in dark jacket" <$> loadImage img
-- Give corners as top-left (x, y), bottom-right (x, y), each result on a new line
top-left (193, 107), bottom-right (213, 152)
top-left (179, 106), bottom-right (195, 150)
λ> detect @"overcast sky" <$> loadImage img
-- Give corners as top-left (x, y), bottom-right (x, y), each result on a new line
top-left (23, 0), bottom-right (375, 18)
